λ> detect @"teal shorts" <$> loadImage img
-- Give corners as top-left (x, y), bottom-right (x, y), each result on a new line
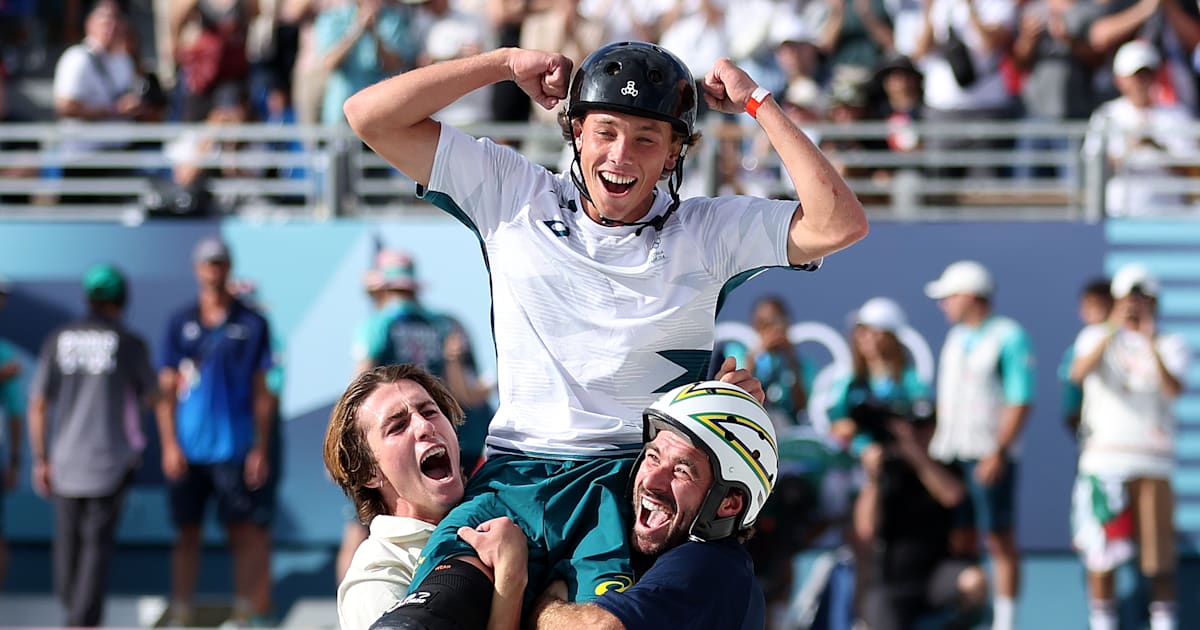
top-left (408, 454), bottom-right (635, 605)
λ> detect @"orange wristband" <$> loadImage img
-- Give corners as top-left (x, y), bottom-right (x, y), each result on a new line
top-left (745, 87), bottom-right (771, 119)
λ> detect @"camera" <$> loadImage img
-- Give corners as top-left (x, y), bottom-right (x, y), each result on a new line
top-left (849, 398), bottom-right (935, 444)
top-left (131, 72), bottom-right (167, 109)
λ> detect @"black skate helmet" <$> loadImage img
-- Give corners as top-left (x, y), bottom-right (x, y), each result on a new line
top-left (566, 41), bottom-right (698, 137)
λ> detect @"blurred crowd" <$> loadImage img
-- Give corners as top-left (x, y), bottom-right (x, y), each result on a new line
top-left (3, 0), bottom-right (1200, 214)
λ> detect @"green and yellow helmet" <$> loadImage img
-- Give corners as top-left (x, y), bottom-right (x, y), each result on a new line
top-left (639, 380), bottom-right (779, 542)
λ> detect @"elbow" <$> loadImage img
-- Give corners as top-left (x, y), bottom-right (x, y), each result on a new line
top-left (834, 206), bottom-right (870, 251)
top-left (940, 484), bottom-right (966, 510)
top-left (342, 92), bottom-right (373, 139)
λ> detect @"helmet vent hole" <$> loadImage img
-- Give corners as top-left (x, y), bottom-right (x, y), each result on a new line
top-left (648, 69), bottom-right (663, 83)
top-left (724, 429), bottom-right (736, 441)
top-left (750, 450), bottom-right (760, 460)
top-left (604, 62), bottom-right (622, 76)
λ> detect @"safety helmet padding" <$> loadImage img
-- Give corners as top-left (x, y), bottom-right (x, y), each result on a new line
top-left (638, 381), bottom-right (779, 542)
top-left (567, 41), bottom-right (698, 137)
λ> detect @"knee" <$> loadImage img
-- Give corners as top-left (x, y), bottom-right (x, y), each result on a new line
top-left (985, 532), bottom-right (1017, 556)
top-left (176, 526), bottom-right (202, 546)
top-left (372, 558), bottom-right (494, 630)
top-left (957, 566), bottom-right (989, 607)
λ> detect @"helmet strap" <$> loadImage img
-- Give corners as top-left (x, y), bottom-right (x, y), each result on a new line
top-left (688, 482), bottom-right (739, 542)
top-left (568, 132), bottom-right (594, 208)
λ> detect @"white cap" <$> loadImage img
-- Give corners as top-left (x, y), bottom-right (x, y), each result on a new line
top-left (924, 260), bottom-right (994, 299)
top-left (769, 12), bottom-right (818, 47)
top-left (855, 297), bottom-right (907, 333)
top-left (1111, 263), bottom-right (1159, 298)
top-left (1113, 40), bottom-right (1160, 78)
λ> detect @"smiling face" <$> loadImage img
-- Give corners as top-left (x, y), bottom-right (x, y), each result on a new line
top-left (631, 429), bottom-right (712, 556)
top-left (574, 111), bottom-right (680, 225)
top-left (358, 378), bottom-right (464, 523)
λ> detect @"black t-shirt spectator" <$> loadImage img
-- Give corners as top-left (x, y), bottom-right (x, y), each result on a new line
top-left (876, 455), bottom-right (963, 587)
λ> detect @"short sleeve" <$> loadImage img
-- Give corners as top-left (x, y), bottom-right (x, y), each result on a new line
top-left (1157, 334), bottom-right (1190, 382)
top-left (999, 325), bottom-right (1035, 404)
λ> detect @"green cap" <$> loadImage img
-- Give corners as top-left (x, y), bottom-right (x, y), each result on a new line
top-left (83, 264), bottom-right (127, 302)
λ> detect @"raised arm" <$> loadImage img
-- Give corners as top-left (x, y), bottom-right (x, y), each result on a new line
top-left (700, 59), bottom-right (869, 266)
top-left (342, 47), bottom-right (573, 187)
top-left (1087, 0), bottom-right (1159, 53)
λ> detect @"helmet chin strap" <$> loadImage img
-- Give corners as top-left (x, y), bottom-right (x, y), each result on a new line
top-left (567, 144), bottom-right (688, 237)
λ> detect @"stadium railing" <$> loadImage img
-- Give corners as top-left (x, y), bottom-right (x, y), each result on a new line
top-left (1, 118), bottom-right (1198, 222)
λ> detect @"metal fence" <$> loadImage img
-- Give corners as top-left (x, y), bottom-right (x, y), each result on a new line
top-left (2, 118), bottom-right (1199, 222)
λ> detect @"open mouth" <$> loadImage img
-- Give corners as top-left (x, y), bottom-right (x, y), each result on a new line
top-left (419, 446), bottom-right (453, 481)
top-left (637, 494), bottom-right (674, 531)
top-left (599, 171), bottom-right (636, 196)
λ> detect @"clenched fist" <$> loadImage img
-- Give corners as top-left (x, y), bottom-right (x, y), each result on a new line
top-left (702, 58), bottom-right (760, 115)
top-left (508, 49), bottom-right (574, 110)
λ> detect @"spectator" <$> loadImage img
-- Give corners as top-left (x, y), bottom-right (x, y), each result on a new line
top-left (0, 276), bottom-right (21, 592)
top-left (0, 60), bottom-right (40, 205)
top-left (156, 237), bottom-right (275, 626)
top-left (871, 52), bottom-right (923, 123)
top-left (825, 296), bottom-right (934, 627)
top-left (576, 0), bottom-right (666, 44)
top-left (658, 0), bottom-right (731, 80)
top-left (324, 363), bottom-right (526, 630)
top-left (0, 0), bottom-right (39, 75)
top-left (160, 83), bottom-right (263, 215)
top-left (412, 0), bottom-right (491, 126)
top-left (1010, 0), bottom-right (1102, 180)
top-left (315, 0), bottom-right (415, 127)
top-left (911, 0), bottom-right (1018, 179)
top-left (868, 53), bottom-right (924, 192)
top-left (855, 412), bottom-right (988, 630)
top-left (749, 295), bottom-right (814, 431)
top-left (821, 67), bottom-right (883, 188)
top-left (350, 250), bottom-right (490, 413)
top-left (52, 0), bottom-right (146, 204)
top-left (1058, 278), bottom-right (1111, 436)
top-left (281, 0), bottom-right (341, 126)
top-left (27, 264), bottom-right (157, 627)
top-left (924, 260), bottom-right (1034, 630)
top-left (1087, 0), bottom-right (1200, 112)
top-left (1069, 264), bottom-right (1187, 630)
top-left (827, 297), bottom-right (932, 449)
top-left (1083, 40), bottom-right (1199, 217)
top-left (171, 0), bottom-right (259, 121)
top-left (818, 0), bottom-right (895, 82)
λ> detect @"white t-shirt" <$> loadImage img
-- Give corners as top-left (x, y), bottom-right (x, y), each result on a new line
top-left (337, 515), bottom-right (436, 630)
top-left (919, 0), bottom-right (1016, 111)
top-left (423, 124), bottom-right (804, 458)
top-left (1083, 97), bottom-right (1199, 216)
top-left (1075, 324), bottom-right (1189, 479)
top-left (52, 40), bottom-right (137, 156)
top-left (53, 40), bottom-right (136, 114)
